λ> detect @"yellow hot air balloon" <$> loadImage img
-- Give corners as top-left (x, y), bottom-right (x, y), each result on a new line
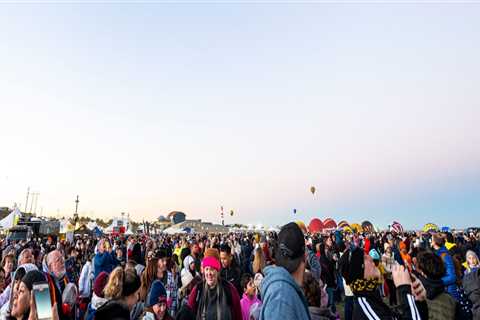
top-left (310, 186), bottom-right (316, 195)
top-left (230, 210), bottom-right (234, 216)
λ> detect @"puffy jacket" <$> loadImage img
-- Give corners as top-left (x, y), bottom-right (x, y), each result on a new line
top-left (464, 268), bottom-right (480, 320)
top-left (93, 252), bottom-right (117, 279)
top-left (435, 246), bottom-right (460, 301)
top-left (415, 272), bottom-right (456, 320)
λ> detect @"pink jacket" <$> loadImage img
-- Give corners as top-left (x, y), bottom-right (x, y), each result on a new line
top-left (240, 293), bottom-right (261, 320)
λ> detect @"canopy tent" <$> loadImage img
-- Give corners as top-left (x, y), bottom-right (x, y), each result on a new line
top-left (74, 224), bottom-right (93, 236)
top-left (0, 207), bottom-right (21, 229)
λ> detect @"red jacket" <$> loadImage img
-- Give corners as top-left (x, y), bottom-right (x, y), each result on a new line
top-left (188, 279), bottom-right (242, 320)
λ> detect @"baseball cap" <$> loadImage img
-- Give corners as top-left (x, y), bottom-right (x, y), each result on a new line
top-left (276, 222), bottom-right (305, 273)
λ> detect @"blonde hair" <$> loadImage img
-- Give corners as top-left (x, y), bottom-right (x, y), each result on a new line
top-left (103, 267), bottom-right (124, 299)
top-left (252, 247), bottom-right (265, 274)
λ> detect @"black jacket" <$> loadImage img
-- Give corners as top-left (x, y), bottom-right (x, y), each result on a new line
top-left (464, 268), bottom-right (480, 320)
top-left (353, 285), bottom-right (428, 320)
top-left (220, 262), bottom-right (242, 295)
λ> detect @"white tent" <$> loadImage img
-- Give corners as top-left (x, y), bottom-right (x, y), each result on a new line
top-left (162, 227), bottom-right (186, 235)
top-left (0, 207), bottom-right (21, 229)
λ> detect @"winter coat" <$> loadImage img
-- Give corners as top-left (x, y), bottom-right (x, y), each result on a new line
top-left (94, 252), bottom-right (117, 279)
top-left (464, 268), bottom-right (480, 320)
top-left (435, 246), bottom-right (460, 301)
top-left (240, 293), bottom-right (261, 320)
top-left (416, 272), bottom-right (456, 320)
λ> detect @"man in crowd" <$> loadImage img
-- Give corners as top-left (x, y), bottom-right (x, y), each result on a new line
top-left (220, 243), bottom-right (242, 295)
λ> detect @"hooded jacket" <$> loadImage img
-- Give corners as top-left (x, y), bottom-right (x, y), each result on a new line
top-left (415, 272), bottom-right (456, 320)
top-left (463, 268), bottom-right (480, 320)
top-left (435, 246), bottom-right (460, 301)
top-left (94, 251), bottom-right (117, 279)
top-left (259, 266), bottom-right (311, 320)
top-left (240, 293), bottom-right (261, 320)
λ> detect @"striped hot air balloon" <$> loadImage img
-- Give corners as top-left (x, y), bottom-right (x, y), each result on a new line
top-left (337, 220), bottom-right (350, 230)
top-left (390, 221), bottom-right (404, 233)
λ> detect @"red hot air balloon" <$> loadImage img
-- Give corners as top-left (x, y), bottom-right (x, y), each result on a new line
top-left (323, 218), bottom-right (337, 230)
top-left (308, 218), bottom-right (324, 233)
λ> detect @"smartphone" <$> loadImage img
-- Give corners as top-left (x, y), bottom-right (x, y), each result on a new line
top-left (32, 282), bottom-right (52, 320)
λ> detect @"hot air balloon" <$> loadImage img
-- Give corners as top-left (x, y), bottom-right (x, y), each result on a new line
top-left (422, 223), bottom-right (439, 233)
top-left (361, 221), bottom-right (374, 233)
top-left (308, 218), bottom-right (324, 233)
top-left (337, 220), bottom-right (350, 230)
top-left (230, 210), bottom-right (234, 216)
top-left (293, 208), bottom-right (297, 214)
top-left (323, 218), bottom-right (337, 230)
top-left (296, 221), bottom-right (307, 233)
top-left (310, 186), bottom-right (316, 195)
top-left (390, 221), bottom-right (404, 233)
top-left (350, 223), bottom-right (363, 233)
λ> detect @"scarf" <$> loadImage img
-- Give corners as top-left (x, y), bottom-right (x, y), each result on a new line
top-left (196, 281), bottom-right (231, 320)
top-left (350, 278), bottom-right (381, 295)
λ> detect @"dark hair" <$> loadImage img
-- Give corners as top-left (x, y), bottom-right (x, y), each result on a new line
top-left (219, 244), bottom-right (231, 255)
top-left (241, 273), bottom-right (252, 290)
top-left (303, 271), bottom-right (321, 307)
top-left (445, 232), bottom-right (454, 244)
top-left (416, 251), bottom-right (445, 280)
top-left (432, 234), bottom-right (445, 247)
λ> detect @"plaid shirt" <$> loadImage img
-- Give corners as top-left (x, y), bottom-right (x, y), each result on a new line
top-left (164, 271), bottom-right (178, 317)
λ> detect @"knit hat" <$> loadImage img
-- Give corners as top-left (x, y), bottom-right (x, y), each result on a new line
top-left (339, 247), bottom-right (365, 285)
top-left (146, 280), bottom-right (167, 308)
top-left (201, 256), bottom-right (221, 272)
top-left (180, 271), bottom-right (195, 293)
top-left (369, 249), bottom-right (380, 261)
top-left (94, 271), bottom-right (109, 298)
top-left (22, 270), bottom-right (46, 291)
top-left (204, 248), bottom-right (220, 261)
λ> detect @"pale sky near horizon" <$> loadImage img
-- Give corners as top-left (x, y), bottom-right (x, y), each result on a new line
top-left (1, 3), bottom-right (479, 229)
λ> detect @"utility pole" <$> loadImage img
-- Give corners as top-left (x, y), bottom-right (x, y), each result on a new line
top-left (24, 187), bottom-right (30, 213)
top-left (75, 195), bottom-right (79, 215)
top-left (33, 193), bottom-right (40, 215)
top-left (29, 192), bottom-right (37, 214)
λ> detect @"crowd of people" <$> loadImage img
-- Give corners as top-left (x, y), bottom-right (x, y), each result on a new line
top-left (0, 222), bottom-right (479, 320)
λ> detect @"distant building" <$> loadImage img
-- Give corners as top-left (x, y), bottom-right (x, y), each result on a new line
top-left (166, 219), bottom-right (229, 234)
top-left (167, 211), bottom-right (186, 224)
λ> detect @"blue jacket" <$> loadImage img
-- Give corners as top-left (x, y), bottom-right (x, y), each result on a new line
top-left (94, 252), bottom-right (117, 279)
top-left (260, 266), bottom-right (311, 320)
top-left (435, 246), bottom-right (460, 301)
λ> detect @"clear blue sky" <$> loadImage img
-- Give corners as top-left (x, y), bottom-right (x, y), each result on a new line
top-left (1, 3), bottom-right (479, 229)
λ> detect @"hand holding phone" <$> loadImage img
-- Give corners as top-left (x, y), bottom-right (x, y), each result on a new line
top-left (392, 264), bottom-right (412, 288)
top-left (32, 282), bottom-right (52, 320)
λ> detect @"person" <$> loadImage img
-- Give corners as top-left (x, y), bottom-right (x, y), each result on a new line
top-left (339, 246), bottom-right (427, 320)
top-left (465, 250), bottom-right (480, 275)
top-left (303, 271), bottom-right (335, 320)
top-left (463, 267), bottom-right (480, 320)
top-left (432, 234), bottom-right (460, 301)
top-left (94, 239), bottom-right (117, 279)
top-left (251, 247), bottom-right (265, 275)
top-left (240, 274), bottom-right (260, 320)
top-left (1, 254), bottom-right (15, 289)
top-left (156, 250), bottom-right (178, 317)
top-left (181, 255), bottom-right (198, 280)
top-left (219, 244), bottom-right (242, 295)
top-left (382, 243), bottom-right (397, 306)
top-left (85, 271), bottom-right (109, 320)
top-left (65, 247), bottom-right (79, 284)
top-left (8, 270), bottom-right (59, 320)
top-left (399, 241), bottom-right (412, 271)
top-left (260, 222), bottom-right (311, 320)
top-left (140, 257), bottom-right (159, 301)
top-left (78, 253), bottom-right (94, 300)
top-left (17, 249), bottom-right (34, 266)
top-left (190, 242), bottom-right (202, 273)
top-left (319, 239), bottom-right (337, 314)
top-left (414, 251), bottom-right (456, 320)
top-left (143, 280), bottom-right (173, 320)
top-left (188, 250), bottom-right (242, 320)
top-left (95, 267), bottom-right (142, 320)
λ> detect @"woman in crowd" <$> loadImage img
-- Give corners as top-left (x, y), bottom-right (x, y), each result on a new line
top-left (95, 267), bottom-right (142, 320)
top-left (142, 280), bottom-right (173, 320)
top-left (140, 257), bottom-right (159, 301)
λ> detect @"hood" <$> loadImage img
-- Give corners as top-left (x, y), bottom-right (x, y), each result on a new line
top-left (445, 242), bottom-right (456, 251)
top-left (183, 255), bottom-right (194, 270)
top-left (91, 293), bottom-right (108, 309)
top-left (415, 272), bottom-right (445, 300)
top-left (260, 266), bottom-right (310, 315)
